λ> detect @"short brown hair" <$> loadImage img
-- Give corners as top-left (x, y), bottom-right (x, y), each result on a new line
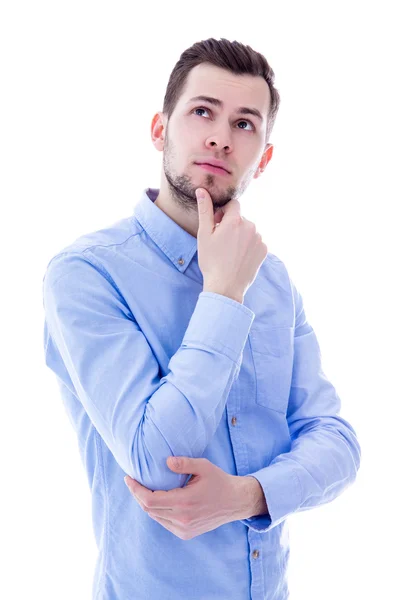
top-left (162, 37), bottom-right (281, 146)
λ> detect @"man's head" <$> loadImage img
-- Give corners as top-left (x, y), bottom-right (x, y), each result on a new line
top-left (151, 37), bottom-right (281, 217)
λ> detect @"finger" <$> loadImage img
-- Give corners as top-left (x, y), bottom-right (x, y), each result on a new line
top-left (219, 198), bottom-right (241, 218)
top-left (134, 496), bottom-right (173, 515)
top-left (149, 513), bottom-right (175, 529)
top-left (133, 488), bottom-right (183, 511)
top-left (146, 505), bottom-right (174, 514)
top-left (214, 209), bottom-right (224, 225)
top-left (129, 491), bottom-right (146, 511)
top-left (125, 478), bottom-right (148, 504)
top-left (131, 490), bottom-right (172, 512)
top-left (149, 513), bottom-right (173, 525)
top-left (126, 479), bottom-right (177, 509)
top-left (195, 188), bottom-right (215, 234)
top-left (149, 508), bottom-right (198, 529)
top-left (148, 513), bottom-right (185, 538)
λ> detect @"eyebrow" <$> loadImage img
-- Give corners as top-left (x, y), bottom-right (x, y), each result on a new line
top-left (186, 95), bottom-right (264, 122)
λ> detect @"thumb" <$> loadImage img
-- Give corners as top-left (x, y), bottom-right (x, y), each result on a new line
top-left (195, 188), bottom-right (214, 233)
top-left (167, 456), bottom-right (203, 472)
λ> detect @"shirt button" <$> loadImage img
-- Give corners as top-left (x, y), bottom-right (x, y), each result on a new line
top-left (178, 258), bottom-right (185, 265)
top-left (231, 416), bottom-right (237, 426)
top-left (252, 550), bottom-right (260, 559)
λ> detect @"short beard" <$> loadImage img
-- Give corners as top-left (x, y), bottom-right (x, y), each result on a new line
top-left (162, 133), bottom-right (237, 215)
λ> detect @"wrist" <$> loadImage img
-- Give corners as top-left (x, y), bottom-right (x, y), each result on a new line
top-left (240, 476), bottom-right (269, 519)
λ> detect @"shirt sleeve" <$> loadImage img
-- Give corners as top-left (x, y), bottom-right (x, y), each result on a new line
top-left (42, 251), bottom-right (255, 491)
top-left (240, 278), bottom-right (362, 533)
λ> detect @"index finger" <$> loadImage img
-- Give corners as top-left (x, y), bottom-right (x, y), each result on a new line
top-left (126, 477), bottom-right (183, 509)
top-left (219, 198), bottom-right (242, 217)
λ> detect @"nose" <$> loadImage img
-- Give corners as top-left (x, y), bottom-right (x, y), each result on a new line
top-left (205, 131), bottom-right (232, 152)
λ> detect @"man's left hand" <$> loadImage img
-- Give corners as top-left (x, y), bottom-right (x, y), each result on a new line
top-left (124, 457), bottom-right (249, 540)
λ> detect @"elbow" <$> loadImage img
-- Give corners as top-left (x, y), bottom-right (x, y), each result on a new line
top-left (325, 416), bottom-right (362, 480)
top-left (126, 420), bottom-right (191, 492)
top-left (129, 452), bottom-right (190, 492)
top-left (338, 425), bottom-right (362, 478)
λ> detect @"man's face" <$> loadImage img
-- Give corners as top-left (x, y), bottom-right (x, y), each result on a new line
top-left (154, 62), bottom-right (273, 213)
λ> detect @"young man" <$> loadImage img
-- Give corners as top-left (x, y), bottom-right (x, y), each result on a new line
top-left (42, 37), bottom-right (361, 600)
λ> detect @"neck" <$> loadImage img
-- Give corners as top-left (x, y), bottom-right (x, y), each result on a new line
top-left (154, 175), bottom-right (200, 238)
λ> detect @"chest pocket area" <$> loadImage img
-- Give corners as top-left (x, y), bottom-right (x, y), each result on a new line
top-left (249, 326), bottom-right (294, 413)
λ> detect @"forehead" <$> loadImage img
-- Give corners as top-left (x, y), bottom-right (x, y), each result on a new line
top-left (180, 63), bottom-right (271, 114)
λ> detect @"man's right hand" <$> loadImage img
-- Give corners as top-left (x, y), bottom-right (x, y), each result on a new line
top-left (195, 187), bottom-right (268, 304)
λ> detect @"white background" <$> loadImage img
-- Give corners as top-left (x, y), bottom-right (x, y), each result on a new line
top-left (1, 1), bottom-right (399, 598)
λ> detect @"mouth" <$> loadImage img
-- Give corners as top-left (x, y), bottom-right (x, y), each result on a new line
top-left (195, 163), bottom-right (230, 176)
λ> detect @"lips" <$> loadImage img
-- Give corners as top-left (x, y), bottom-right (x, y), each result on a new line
top-left (204, 163), bottom-right (228, 172)
top-left (194, 158), bottom-right (231, 173)
top-left (195, 163), bottom-right (230, 175)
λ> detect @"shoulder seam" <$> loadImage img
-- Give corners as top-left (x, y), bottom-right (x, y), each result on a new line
top-left (44, 250), bottom-right (115, 291)
top-left (76, 226), bottom-right (143, 254)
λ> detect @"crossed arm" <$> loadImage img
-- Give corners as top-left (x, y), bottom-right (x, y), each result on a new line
top-left (124, 456), bottom-right (269, 541)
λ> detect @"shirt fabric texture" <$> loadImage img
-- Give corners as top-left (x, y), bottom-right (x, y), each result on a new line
top-left (42, 187), bottom-right (361, 600)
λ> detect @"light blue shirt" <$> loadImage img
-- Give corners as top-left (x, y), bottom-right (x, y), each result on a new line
top-left (42, 187), bottom-right (361, 600)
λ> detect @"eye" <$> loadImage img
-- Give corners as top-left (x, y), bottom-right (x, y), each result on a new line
top-left (192, 107), bottom-right (255, 131)
top-left (237, 120), bottom-right (254, 131)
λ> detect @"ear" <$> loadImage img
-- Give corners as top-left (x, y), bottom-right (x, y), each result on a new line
top-left (254, 144), bottom-right (274, 179)
top-left (151, 112), bottom-right (167, 151)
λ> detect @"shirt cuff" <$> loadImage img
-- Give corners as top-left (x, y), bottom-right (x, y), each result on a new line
top-left (239, 460), bottom-right (303, 533)
top-left (182, 291), bottom-right (255, 366)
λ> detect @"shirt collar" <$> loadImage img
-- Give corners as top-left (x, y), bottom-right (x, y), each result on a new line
top-left (133, 187), bottom-right (198, 273)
